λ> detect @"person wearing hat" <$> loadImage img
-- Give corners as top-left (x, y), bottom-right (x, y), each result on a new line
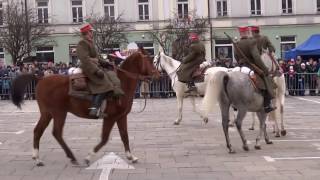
top-left (250, 26), bottom-right (275, 54)
top-left (76, 24), bottom-right (124, 118)
top-left (234, 26), bottom-right (276, 113)
top-left (176, 32), bottom-right (206, 93)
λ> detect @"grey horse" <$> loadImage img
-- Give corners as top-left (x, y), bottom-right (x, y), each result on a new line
top-left (201, 70), bottom-right (273, 153)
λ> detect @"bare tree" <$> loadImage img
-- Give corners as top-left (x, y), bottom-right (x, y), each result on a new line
top-left (149, 11), bottom-right (209, 61)
top-left (88, 15), bottom-right (130, 54)
top-left (0, 1), bottom-right (54, 65)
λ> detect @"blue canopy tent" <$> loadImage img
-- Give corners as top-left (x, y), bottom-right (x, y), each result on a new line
top-left (285, 34), bottom-right (320, 60)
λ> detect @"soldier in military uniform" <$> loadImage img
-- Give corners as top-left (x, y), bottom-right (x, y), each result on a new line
top-left (176, 33), bottom-right (206, 93)
top-left (76, 24), bottom-right (124, 117)
top-left (250, 26), bottom-right (275, 54)
top-left (172, 35), bottom-right (189, 61)
top-left (234, 26), bottom-right (276, 113)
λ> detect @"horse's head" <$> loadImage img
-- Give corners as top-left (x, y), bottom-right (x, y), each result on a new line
top-left (153, 51), bottom-right (164, 72)
top-left (122, 52), bottom-right (160, 81)
top-left (261, 50), bottom-right (281, 76)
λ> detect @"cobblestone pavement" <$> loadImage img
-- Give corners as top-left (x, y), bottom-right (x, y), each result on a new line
top-left (0, 96), bottom-right (320, 180)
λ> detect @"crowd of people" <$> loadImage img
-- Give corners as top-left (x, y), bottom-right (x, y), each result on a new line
top-left (0, 61), bottom-right (74, 99)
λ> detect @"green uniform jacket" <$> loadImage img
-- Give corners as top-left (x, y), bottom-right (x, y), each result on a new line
top-left (76, 38), bottom-right (115, 94)
top-left (253, 34), bottom-right (275, 54)
top-left (234, 37), bottom-right (275, 97)
top-left (177, 40), bottom-right (206, 83)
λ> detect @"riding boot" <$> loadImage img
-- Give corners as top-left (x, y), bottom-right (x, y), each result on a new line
top-left (185, 81), bottom-right (197, 93)
top-left (88, 93), bottom-right (107, 118)
top-left (263, 90), bottom-right (276, 113)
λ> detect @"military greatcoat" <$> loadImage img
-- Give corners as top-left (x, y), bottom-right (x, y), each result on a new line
top-left (77, 38), bottom-right (118, 94)
top-left (177, 40), bottom-right (206, 83)
top-left (253, 34), bottom-right (275, 54)
top-left (234, 37), bottom-right (276, 97)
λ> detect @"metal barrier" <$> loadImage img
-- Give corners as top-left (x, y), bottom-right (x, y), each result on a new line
top-left (284, 73), bottom-right (320, 96)
top-left (1, 73), bottom-right (319, 100)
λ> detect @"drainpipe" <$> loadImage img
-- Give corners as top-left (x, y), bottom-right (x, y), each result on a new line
top-left (207, 0), bottom-right (213, 59)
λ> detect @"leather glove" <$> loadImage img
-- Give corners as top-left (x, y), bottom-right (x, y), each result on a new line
top-left (95, 70), bottom-right (104, 79)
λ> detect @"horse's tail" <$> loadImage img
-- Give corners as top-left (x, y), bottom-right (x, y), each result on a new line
top-left (11, 73), bottom-right (38, 109)
top-left (202, 71), bottom-right (229, 117)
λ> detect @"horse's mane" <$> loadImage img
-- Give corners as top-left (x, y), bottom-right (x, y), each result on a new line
top-left (120, 52), bottom-right (143, 70)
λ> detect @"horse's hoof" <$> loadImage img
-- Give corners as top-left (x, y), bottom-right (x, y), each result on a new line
top-left (228, 123), bottom-right (234, 127)
top-left (228, 149), bottom-right (236, 154)
top-left (254, 145), bottom-right (261, 150)
top-left (275, 133), bottom-right (280, 138)
top-left (281, 130), bottom-right (287, 136)
top-left (203, 117), bottom-right (208, 124)
top-left (243, 145), bottom-right (249, 151)
top-left (131, 156), bottom-right (138, 163)
top-left (71, 160), bottom-right (79, 166)
top-left (36, 161), bottom-right (44, 167)
top-left (248, 127), bottom-right (254, 131)
top-left (84, 159), bottom-right (90, 166)
top-left (266, 140), bottom-right (273, 145)
top-left (173, 121), bottom-right (180, 125)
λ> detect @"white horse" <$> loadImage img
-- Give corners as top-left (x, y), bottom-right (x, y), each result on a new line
top-left (201, 52), bottom-right (286, 152)
top-left (249, 53), bottom-right (286, 137)
top-left (153, 52), bottom-right (229, 125)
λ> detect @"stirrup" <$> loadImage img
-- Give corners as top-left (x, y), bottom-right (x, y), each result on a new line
top-left (264, 106), bottom-right (277, 113)
top-left (185, 86), bottom-right (197, 93)
top-left (88, 107), bottom-right (100, 118)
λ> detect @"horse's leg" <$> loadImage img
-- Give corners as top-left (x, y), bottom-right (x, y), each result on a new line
top-left (280, 103), bottom-right (286, 136)
top-left (174, 95), bottom-right (183, 125)
top-left (32, 112), bottom-right (52, 166)
top-left (255, 112), bottom-right (272, 149)
top-left (191, 97), bottom-right (208, 123)
top-left (269, 109), bottom-right (280, 137)
top-left (51, 112), bottom-right (78, 165)
top-left (116, 116), bottom-right (138, 163)
top-left (228, 107), bottom-right (236, 127)
top-left (249, 112), bottom-right (256, 130)
top-left (234, 110), bottom-right (249, 151)
top-left (84, 117), bottom-right (116, 165)
top-left (220, 104), bottom-right (235, 153)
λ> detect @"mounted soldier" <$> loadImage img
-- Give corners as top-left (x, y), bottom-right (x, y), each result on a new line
top-left (176, 33), bottom-right (206, 93)
top-left (250, 25), bottom-right (281, 75)
top-left (234, 26), bottom-right (276, 113)
top-left (76, 24), bottom-right (124, 117)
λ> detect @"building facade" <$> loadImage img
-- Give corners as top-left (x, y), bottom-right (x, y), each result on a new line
top-left (1, 0), bottom-right (320, 65)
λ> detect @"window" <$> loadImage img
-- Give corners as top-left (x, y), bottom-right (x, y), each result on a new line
top-left (37, 1), bottom-right (49, 23)
top-left (280, 36), bottom-right (295, 59)
top-left (215, 39), bottom-right (233, 61)
top-left (137, 42), bottom-right (154, 56)
top-left (71, 0), bottom-right (83, 23)
top-left (36, 47), bottom-right (54, 63)
top-left (0, 2), bottom-right (3, 25)
top-left (177, 0), bottom-right (188, 19)
top-left (251, 0), bottom-right (261, 15)
top-left (216, 0), bottom-right (228, 17)
top-left (104, 0), bottom-right (115, 20)
top-left (0, 48), bottom-right (4, 59)
top-left (282, 0), bottom-right (292, 14)
top-left (138, 0), bottom-right (149, 21)
top-left (317, 0), bottom-right (320, 12)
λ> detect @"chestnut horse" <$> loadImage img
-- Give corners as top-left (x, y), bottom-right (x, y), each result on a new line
top-left (11, 52), bottom-right (160, 166)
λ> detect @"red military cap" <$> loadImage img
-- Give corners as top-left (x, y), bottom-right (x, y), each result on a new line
top-left (250, 25), bottom-right (260, 32)
top-left (188, 33), bottom-right (199, 41)
top-left (238, 26), bottom-right (249, 33)
top-left (80, 24), bottom-right (93, 33)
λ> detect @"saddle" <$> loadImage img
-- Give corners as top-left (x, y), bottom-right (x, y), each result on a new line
top-left (68, 73), bottom-right (91, 100)
top-left (191, 62), bottom-right (213, 82)
top-left (232, 67), bottom-right (259, 91)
